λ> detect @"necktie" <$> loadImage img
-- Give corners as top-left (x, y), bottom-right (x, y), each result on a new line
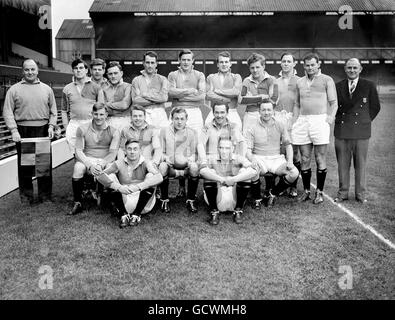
top-left (349, 80), bottom-right (356, 98)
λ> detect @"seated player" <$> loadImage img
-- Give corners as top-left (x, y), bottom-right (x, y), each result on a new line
top-left (68, 102), bottom-right (120, 215)
top-left (119, 105), bottom-right (162, 167)
top-left (98, 139), bottom-right (163, 228)
top-left (200, 137), bottom-right (258, 225)
top-left (200, 104), bottom-right (246, 162)
top-left (158, 107), bottom-right (203, 214)
top-left (246, 102), bottom-right (299, 209)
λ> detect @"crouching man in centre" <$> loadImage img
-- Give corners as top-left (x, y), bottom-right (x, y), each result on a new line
top-left (246, 102), bottom-right (299, 209)
top-left (98, 139), bottom-right (163, 228)
top-left (200, 137), bottom-right (258, 225)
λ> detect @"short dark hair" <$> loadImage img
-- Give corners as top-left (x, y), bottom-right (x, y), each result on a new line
top-left (247, 53), bottom-right (265, 66)
top-left (71, 58), bottom-right (88, 69)
top-left (178, 49), bottom-right (194, 60)
top-left (217, 51), bottom-right (231, 62)
top-left (143, 51), bottom-right (158, 62)
top-left (303, 53), bottom-right (320, 63)
top-left (107, 61), bottom-right (122, 72)
top-left (92, 102), bottom-right (107, 112)
top-left (218, 136), bottom-right (233, 146)
top-left (280, 52), bottom-right (295, 62)
top-left (131, 105), bottom-right (146, 116)
top-left (212, 103), bottom-right (229, 113)
top-left (90, 58), bottom-right (106, 69)
top-left (171, 107), bottom-right (188, 119)
top-left (125, 139), bottom-right (140, 148)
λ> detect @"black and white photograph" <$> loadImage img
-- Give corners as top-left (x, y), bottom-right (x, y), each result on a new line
top-left (0, 0), bottom-right (394, 305)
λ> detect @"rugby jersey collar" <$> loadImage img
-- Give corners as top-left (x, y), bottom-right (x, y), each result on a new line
top-left (248, 71), bottom-right (272, 84)
top-left (123, 154), bottom-right (146, 167)
top-left (141, 70), bottom-right (158, 77)
top-left (129, 121), bottom-right (148, 131)
top-left (278, 70), bottom-right (297, 78)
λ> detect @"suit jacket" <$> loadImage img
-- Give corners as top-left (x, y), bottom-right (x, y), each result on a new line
top-left (334, 78), bottom-right (380, 139)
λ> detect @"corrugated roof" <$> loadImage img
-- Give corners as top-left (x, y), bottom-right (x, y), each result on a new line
top-left (1, 0), bottom-right (50, 15)
top-left (55, 19), bottom-right (95, 39)
top-left (89, 0), bottom-right (395, 13)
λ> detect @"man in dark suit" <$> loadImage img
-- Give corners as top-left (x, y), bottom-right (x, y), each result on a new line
top-left (334, 58), bottom-right (381, 204)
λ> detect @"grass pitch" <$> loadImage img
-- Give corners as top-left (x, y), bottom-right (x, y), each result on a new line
top-left (0, 96), bottom-right (394, 300)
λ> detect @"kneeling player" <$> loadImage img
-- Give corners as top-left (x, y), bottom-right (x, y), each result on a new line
top-left (98, 139), bottom-right (163, 227)
top-left (158, 107), bottom-right (203, 213)
top-left (246, 102), bottom-right (299, 209)
top-left (200, 137), bottom-right (258, 225)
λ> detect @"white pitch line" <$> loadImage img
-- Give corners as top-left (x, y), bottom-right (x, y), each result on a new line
top-left (310, 183), bottom-right (395, 250)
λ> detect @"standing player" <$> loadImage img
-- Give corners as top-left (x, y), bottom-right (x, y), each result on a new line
top-left (247, 102), bottom-right (299, 209)
top-left (200, 137), bottom-right (258, 225)
top-left (168, 49), bottom-right (206, 132)
top-left (62, 58), bottom-right (103, 152)
top-left (103, 61), bottom-right (132, 132)
top-left (292, 53), bottom-right (338, 204)
top-left (158, 107), bottom-right (202, 214)
top-left (68, 103), bottom-right (120, 215)
top-left (334, 58), bottom-right (380, 204)
top-left (240, 53), bottom-right (278, 134)
top-left (276, 52), bottom-right (301, 197)
top-left (205, 51), bottom-right (243, 128)
top-left (131, 51), bottom-right (169, 128)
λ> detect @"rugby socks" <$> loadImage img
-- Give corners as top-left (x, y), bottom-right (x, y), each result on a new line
top-left (160, 176), bottom-right (169, 200)
top-left (72, 178), bottom-right (84, 203)
top-left (272, 176), bottom-right (292, 196)
top-left (316, 168), bottom-right (328, 191)
top-left (134, 187), bottom-right (155, 216)
top-left (291, 161), bottom-right (301, 188)
top-left (264, 175), bottom-right (275, 195)
top-left (203, 182), bottom-right (218, 211)
top-left (251, 179), bottom-right (262, 200)
top-left (110, 191), bottom-right (126, 216)
top-left (301, 168), bottom-right (312, 191)
top-left (236, 182), bottom-right (251, 209)
top-left (179, 176), bottom-right (186, 188)
top-left (187, 176), bottom-right (199, 200)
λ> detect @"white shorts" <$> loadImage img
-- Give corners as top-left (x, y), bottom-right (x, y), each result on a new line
top-left (109, 174), bottom-right (156, 215)
top-left (183, 107), bottom-right (203, 132)
top-left (291, 114), bottom-right (330, 145)
top-left (205, 108), bottom-right (242, 129)
top-left (66, 119), bottom-right (91, 152)
top-left (274, 110), bottom-right (293, 132)
top-left (145, 107), bottom-right (170, 128)
top-left (255, 154), bottom-right (286, 174)
top-left (204, 185), bottom-right (237, 212)
top-left (107, 116), bottom-right (131, 132)
top-left (242, 111), bottom-right (260, 135)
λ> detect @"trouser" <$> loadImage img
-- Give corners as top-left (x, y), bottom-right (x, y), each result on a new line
top-left (335, 138), bottom-right (369, 199)
top-left (16, 125), bottom-right (52, 201)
